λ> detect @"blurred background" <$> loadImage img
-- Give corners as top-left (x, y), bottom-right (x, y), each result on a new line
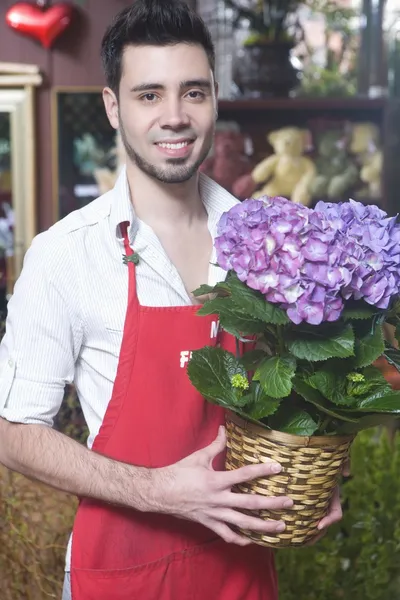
top-left (1, 1), bottom-right (400, 598)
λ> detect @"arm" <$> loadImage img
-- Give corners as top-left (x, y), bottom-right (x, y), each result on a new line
top-left (252, 155), bottom-right (279, 185)
top-left (0, 419), bottom-right (292, 545)
top-left (0, 417), bottom-right (154, 510)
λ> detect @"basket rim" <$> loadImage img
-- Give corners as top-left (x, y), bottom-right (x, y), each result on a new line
top-left (226, 410), bottom-right (354, 447)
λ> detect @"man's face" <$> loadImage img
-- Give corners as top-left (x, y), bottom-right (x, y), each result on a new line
top-left (103, 43), bottom-right (217, 184)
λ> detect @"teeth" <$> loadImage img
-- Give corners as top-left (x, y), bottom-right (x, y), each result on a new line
top-left (158, 141), bottom-right (189, 150)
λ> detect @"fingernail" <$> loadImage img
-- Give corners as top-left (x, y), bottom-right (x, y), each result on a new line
top-left (276, 522), bottom-right (286, 532)
top-left (317, 523), bottom-right (325, 530)
top-left (283, 499), bottom-right (294, 508)
top-left (271, 463), bottom-right (282, 473)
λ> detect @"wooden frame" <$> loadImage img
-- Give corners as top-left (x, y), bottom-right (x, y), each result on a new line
top-left (0, 62), bottom-right (42, 295)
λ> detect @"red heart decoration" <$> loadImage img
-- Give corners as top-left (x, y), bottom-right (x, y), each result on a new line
top-left (6, 2), bottom-right (74, 49)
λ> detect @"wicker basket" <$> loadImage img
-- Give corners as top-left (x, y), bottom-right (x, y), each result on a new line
top-left (225, 411), bottom-right (353, 548)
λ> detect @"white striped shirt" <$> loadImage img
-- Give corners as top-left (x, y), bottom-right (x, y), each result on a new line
top-left (0, 169), bottom-right (238, 448)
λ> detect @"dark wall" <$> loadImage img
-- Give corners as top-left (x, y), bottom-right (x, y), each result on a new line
top-left (0, 0), bottom-right (196, 232)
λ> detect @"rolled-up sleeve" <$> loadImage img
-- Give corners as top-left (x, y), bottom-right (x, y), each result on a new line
top-left (0, 232), bottom-right (83, 426)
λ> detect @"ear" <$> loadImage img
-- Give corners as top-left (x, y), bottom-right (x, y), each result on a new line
top-left (103, 87), bottom-right (119, 131)
top-left (214, 80), bottom-right (219, 120)
top-left (268, 131), bottom-right (278, 146)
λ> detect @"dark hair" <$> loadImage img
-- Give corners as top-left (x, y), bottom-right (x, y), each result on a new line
top-left (101, 0), bottom-right (215, 93)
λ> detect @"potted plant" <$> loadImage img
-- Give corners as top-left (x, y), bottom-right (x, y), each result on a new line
top-left (297, 0), bottom-right (358, 97)
top-left (188, 196), bottom-right (400, 548)
top-left (224, 0), bottom-right (303, 97)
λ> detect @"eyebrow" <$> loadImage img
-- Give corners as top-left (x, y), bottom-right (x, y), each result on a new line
top-left (130, 79), bottom-right (212, 93)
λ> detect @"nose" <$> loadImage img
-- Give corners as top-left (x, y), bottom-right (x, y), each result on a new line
top-left (159, 97), bottom-right (190, 129)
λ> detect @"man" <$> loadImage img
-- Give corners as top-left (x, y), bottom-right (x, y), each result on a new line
top-left (0, 1), bottom-right (343, 598)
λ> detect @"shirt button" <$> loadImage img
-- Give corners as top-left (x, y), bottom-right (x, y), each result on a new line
top-left (8, 359), bottom-right (14, 368)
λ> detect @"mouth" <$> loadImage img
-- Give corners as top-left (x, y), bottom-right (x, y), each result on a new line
top-left (155, 138), bottom-right (195, 158)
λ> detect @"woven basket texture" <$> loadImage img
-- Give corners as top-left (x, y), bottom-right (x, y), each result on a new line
top-left (225, 411), bottom-right (353, 548)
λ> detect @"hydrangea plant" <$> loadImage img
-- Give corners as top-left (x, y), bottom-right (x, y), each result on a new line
top-left (187, 197), bottom-right (400, 436)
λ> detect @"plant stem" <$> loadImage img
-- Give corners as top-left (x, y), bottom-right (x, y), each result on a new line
top-left (235, 337), bottom-right (241, 360)
top-left (319, 416), bottom-right (331, 434)
top-left (276, 325), bottom-right (286, 355)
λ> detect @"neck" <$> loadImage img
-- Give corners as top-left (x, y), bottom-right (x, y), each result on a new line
top-left (125, 162), bottom-right (206, 231)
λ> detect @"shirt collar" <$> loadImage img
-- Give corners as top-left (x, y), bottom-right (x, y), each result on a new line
top-left (109, 165), bottom-right (238, 244)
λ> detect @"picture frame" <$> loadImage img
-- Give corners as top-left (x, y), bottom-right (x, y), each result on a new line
top-left (0, 62), bottom-right (42, 301)
top-left (52, 86), bottom-right (118, 222)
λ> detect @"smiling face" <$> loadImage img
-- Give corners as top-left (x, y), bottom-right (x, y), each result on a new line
top-left (103, 43), bottom-right (218, 184)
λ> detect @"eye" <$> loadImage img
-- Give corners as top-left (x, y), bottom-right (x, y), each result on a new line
top-left (186, 90), bottom-right (205, 101)
top-left (140, 93), bottom-right (159, 103)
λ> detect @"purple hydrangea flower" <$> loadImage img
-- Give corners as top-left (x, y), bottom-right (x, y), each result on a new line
top-left (315, 199), bottom-right (400, 309)
top-left (215, 196), bottom-right (400, 325)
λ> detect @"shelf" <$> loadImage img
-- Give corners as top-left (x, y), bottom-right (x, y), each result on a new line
top-left (218, 97), bottom-right (387, 111)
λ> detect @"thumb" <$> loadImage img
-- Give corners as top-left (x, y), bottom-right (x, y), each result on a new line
top-left (199, 425), bottom-right (227, 467)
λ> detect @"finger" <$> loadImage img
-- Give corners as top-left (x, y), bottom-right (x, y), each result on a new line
top-left (224, 491), bottom-right (294, 512)
top-left (220, 460), bottom-right (282, 488)
top-left (214, 508), bottom-right (286, 534)
top-left (342, 458), bottom-right (351, 477)
top-left (206, 520), bottom-right (253, 546)
top-left (193, 426), bottom-right (227, 467)
top-left (317, 487), bottom-right (342, 530)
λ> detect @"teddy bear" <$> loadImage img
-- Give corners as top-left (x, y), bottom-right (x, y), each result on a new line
top-left (349, 122), bottom-right (383, 200)
top-left (233, 126), bottom-right (316, 206)
top-left (199, 129), bottom-right (252, 193)
top-left (310, 129), bottom-right (359, 200)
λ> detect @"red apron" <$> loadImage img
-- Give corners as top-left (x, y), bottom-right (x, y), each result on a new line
top-left (70, 225), bottom-right (277, 600)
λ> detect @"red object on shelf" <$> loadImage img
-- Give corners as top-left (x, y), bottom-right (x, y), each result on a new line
top-left (5, 2), bottom-right (74, 49)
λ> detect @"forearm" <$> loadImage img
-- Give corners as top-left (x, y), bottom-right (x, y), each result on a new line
top-left (0, 417), bottom-right (156, 511)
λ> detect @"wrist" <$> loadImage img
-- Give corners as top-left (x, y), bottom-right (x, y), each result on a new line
top-left (138, 465), bottom-right (175, 514)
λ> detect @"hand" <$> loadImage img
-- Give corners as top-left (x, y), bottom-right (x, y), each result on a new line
top-left (152, 426), bottom-right (294, 546)
top-left (308, 457), bottom-right (351, 545)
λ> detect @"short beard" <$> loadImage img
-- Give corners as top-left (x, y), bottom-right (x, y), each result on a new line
top-left (119, 123), bottom-right (211, 184)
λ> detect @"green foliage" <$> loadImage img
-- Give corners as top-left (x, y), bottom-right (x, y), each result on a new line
top-left (298, 1), bottom-right (358, 98)
top-left (276, 428), bottom-right (400, 600)
top-left (222, 0), bottom-right (303, 45)
top-left (188, 271), bottom-right (400, 436)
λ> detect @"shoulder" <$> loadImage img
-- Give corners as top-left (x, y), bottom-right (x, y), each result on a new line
top-left (25, 191), bottom-right (113, 270)
top-left (48, 190), bottom-right (113, 239)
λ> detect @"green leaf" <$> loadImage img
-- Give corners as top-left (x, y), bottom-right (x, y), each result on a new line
top-left (187, 346), bottom-right (249, 409)
top-left (308, 370), bottom-right (354, 407)
top-left (224, 272), bottom-right (289, 325)
top-left (293, 377), bottom-right (359, 422)
top-left (269, 408), bottom-right (319, 436)
top-left (341, 300), bottom-right (377, 321)
top-left (197, 297), bottom-right (266, 336)
top-left (286, 324), bottom-right (355, 361)
top-left (356, 391), bottom-right (400, 413)
top-left (240, 349), bottom-right (266, 370)
top-left (383, 346), bottom-right (400, 374)
top-left (243, 382), bottom-right (281, 420)
top-left (353, 322), bottom-right (385, 368)
top-left (192, 282), bottom-right (230, 297)
top-left (346, 365), bottom-right (391, 400)
top-left (253, 356), bottom-right (297, 399)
